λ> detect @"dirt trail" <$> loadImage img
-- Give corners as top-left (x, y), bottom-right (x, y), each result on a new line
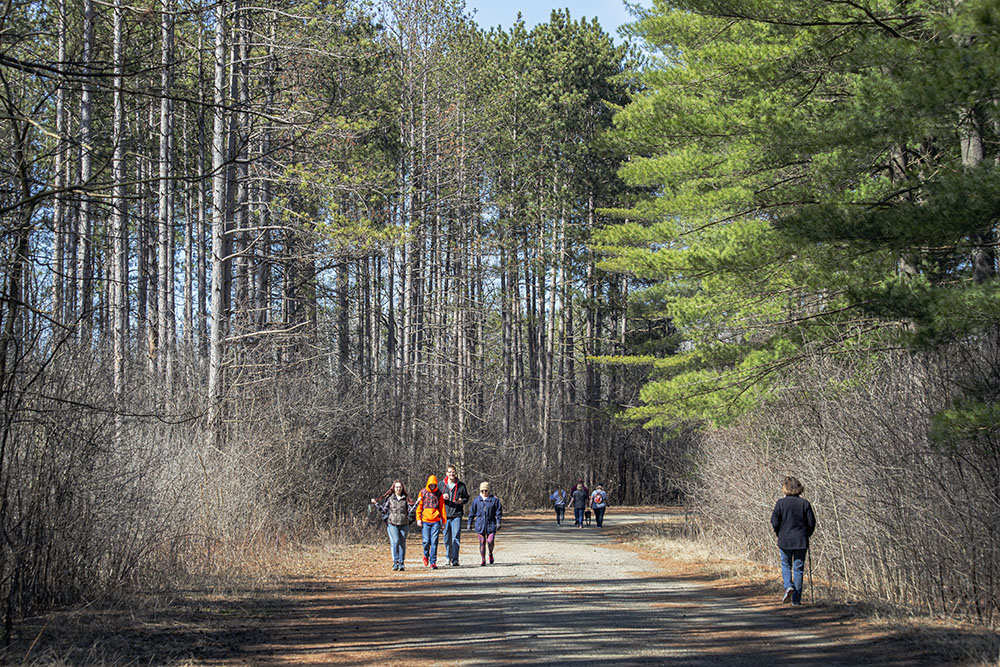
top-left (202, 509), bottom-right (959, 666)
top-left (13, 508), bottom-right (988, 664)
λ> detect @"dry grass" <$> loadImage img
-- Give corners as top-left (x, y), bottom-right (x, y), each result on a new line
top-left (5, 523), bottom-right (388, 667)
top-left (614, 514), bottom-right (1000, 666)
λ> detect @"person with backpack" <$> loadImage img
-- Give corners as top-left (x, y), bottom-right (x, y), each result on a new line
top-left (467, 481), bottom-right (502, 565)
top-left (371, 479), bottom-right (415, 571)
top-left (590, 484), bottom-right (608, 527)
top-left (415, 474), bottom-right (447, 569)
top-left (440, 464), bottom-right (470, 566)
top-left (549, 488), bottom-right (567, 525)
top-left (770, 476), bottom-right (817, 606)
top-left (570, 482), bottom-right (589, 528)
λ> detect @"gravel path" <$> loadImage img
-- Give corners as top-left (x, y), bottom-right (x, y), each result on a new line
top-left (6, 509), bottom-right (984, 665)
top-left (226, 509), bottom-right (927, 666)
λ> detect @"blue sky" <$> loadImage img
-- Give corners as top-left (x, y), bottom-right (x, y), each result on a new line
top-left (464, 0), bottom-right (649, 38)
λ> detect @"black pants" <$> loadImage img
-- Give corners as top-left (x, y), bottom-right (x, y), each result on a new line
top-left (594, 506), bottom-right (606, 527)
top-left (555, 506), bottom-right (565, 524)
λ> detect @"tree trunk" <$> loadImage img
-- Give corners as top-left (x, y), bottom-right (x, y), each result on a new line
top-left (111, 0), bottom-right (128, 406)
top-left (959, 107), bottom-right (996, 283)
top-left (76, 0), bottom-right (95, 339)
top-left (234, 3), bottom-right (250, 332)
top-left (136, 133), bottom-right (148, 362)
top-left (0, 87), bottom-right (34, 387)
top-left (197, 27), bottom-right (209, 357)
top-left (158, 0), bottom-right (175, 384)
top-left (208, 0), bottom-right (229, 445)
top-left (51, 0), bottom-right (68, 326)
top-left (337, 260), bottom-right (350, 384)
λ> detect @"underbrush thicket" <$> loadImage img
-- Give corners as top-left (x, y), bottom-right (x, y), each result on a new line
top-left (0, 336), bottom-right (683, 631)
top-left (685, 338), bottom-right (1000, 625)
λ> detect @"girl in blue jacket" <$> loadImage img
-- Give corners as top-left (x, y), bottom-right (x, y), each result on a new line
top-left (467, 482), bottom-right (502, 566)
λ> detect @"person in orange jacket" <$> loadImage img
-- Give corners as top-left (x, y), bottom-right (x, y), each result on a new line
top-left (415, 474), bottom-right (447, 569)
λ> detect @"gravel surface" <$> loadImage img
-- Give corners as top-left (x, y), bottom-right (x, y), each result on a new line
top-left (227, 509), bottom-right (928, 666)
top-left (7, 509), bottom-right (987, 665)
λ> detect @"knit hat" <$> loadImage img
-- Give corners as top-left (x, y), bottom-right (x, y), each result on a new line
top-left (480, 481), bottom-right (490, 491)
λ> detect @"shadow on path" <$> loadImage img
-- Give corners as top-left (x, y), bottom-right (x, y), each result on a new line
top-left (5, 511), bottom-right (995, 665)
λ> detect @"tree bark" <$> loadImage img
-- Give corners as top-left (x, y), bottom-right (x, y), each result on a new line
top-left (208, 0), bottom-right (230, 445)
top-left (959, 107), bottom-right (996, 283)
top-left (111, 0), bottom-right (128, 406)
top-left (158, 0), bottom-right (175, 383)
top-left (76, 0), bottom-right (96, 339)
top-left (51, 0), bottom-right (68, 326)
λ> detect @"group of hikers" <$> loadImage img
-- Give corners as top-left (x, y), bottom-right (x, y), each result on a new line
top-left (371, 465), bottom-right (501, 570)
top-left (373, 467), bottom-right (817, 608)
top-left (548, 479), bottom-right (609, 528)
top-left (370, 468), bottom-right (615, 570)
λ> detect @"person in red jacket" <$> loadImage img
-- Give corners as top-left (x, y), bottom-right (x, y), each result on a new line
top-left (415, 474), bottom-right (447, 569)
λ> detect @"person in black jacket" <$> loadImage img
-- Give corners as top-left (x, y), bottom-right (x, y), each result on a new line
top-left (770, 476), bottom-right (817, 605)
top-left (441, 464), bottom-right (470, 566)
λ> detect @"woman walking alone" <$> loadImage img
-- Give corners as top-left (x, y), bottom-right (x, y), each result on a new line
top-left (371, 480), bottom-right (415, 571)
top-left (468, 482), bottom-right (502, 566)
top-left (770, 476), bottom-right (817, 605)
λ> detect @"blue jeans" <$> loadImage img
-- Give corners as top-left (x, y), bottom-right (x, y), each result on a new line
top-left (574, 508), bottom-right (585, 527)
top-left (387, 524), bottom-right (407, 565)
top-left (422, 521), bottom-right (441, 565)
top-left (443, 517), bottom-right (462, 563)
top-left (780, 548), bottom-right (807, 603)
top-left (554, 506), bottom-right (565, 524)
top-left (593, 506), bottom-right (606, 527)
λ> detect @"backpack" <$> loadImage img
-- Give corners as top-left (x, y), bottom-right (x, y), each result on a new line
top-left (593, 492), bottom-right (604, 505)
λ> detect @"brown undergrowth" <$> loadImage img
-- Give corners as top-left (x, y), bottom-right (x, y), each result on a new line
top-left (1, 523), bottom-right (388, 667)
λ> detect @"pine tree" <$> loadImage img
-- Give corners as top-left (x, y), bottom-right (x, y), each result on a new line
top-left (598, 0), bottom-right (1000, 426)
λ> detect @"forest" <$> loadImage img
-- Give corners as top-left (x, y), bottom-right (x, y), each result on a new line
top-left (1, 0), bottom-right (998, 636)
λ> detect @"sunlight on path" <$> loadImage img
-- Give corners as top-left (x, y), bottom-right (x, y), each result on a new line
top-left (226, 510), bottom-right (903, 666)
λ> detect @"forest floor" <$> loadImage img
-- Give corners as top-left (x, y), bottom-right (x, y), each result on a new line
top-left (6, 507), bottom-right (999, 665)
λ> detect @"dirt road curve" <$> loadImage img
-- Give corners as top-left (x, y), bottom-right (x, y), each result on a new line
top-left (217, 509), bottom-right (924, 666)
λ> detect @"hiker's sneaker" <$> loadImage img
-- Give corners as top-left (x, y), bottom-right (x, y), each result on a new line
top-left (781, 588), bottom-right (794, 603)
top-left (452, 560), bottom-right (459, 566)
top-left (398, 565), bottom-right (405, 571)
top-left (431, 564), bottom-right (437, 570)
top-left (392, 563), bottom-right (399, 571)
top-left (423, 556), bottom-right (429, 567)
top-left (791, 601), bottom-right (802, 606)
top-left (489, 554), bottom-right (494, 564)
